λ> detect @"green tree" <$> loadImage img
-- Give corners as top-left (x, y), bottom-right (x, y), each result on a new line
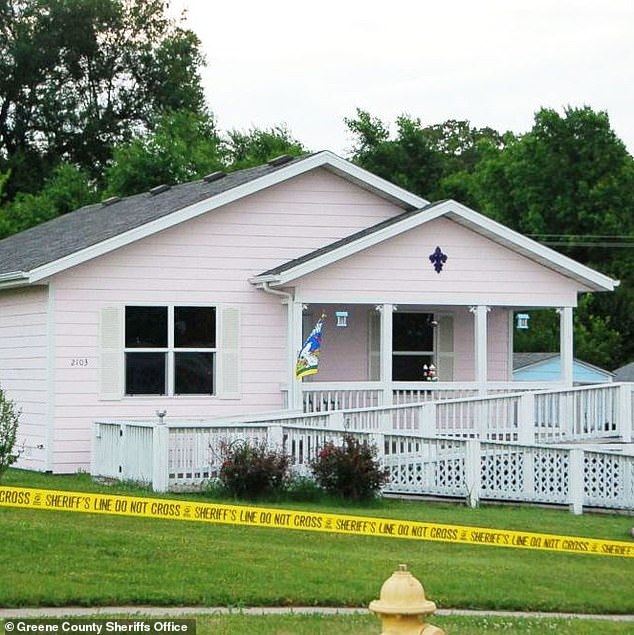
top-left (514, 297), bottom-right (621, 370)
top-left (104, 110), bottom-right (223, 197)
top-left (0, 0), bottom-right (206, 197)
top-left (0, 162), bottom-right (96, 238)
top-left (345, 109), bottom-right (443, 198)
top-left (223, 125), bottom-right (306, 170)
top-left (470, 107), bottom-right (634, 244)
top-left (470, 107), bottom-right (634, 368)
top-left (345, 110), bottom-right (505, 201)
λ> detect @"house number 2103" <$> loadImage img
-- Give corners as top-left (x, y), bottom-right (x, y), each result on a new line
top-left (71, 358), bottom-right (89, 367)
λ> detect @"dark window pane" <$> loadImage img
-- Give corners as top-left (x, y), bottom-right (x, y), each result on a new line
top-left (125, 353), bottom-right (166, 395)
top-left (175, 352), bottom-right (214, 394)
top-left (393, 313), bottom-right (433, 351)
top-left (174, 307), bottom-right (216, 348)
top-left (392, 354), bottom-right (434, 381)
top-left (125, 306), bottom-right (167, 347)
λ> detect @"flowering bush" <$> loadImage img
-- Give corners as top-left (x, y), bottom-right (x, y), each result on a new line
top-left (217, 439), bottom-right (291, 500)
top-left (0, 385), bottom-right (20, 481)
top-left (309, 434), bottom-right (389, 501)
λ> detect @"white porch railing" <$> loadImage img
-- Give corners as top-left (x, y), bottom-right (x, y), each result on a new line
top-left (298, 380), bottom-right (562, 412)
top-left (91, 383), bottom-right (634, 513)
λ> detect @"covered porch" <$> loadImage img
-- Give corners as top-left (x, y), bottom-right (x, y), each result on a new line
top-left (279, 300), bottom-right (576, 413)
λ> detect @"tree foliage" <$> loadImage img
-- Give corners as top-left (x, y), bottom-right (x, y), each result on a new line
top-left (223, 125), bottom-right (306, 171)
top-left (468, 107), bottom-right (634, 367)
top-left (345, 109), bottom-right (505, 201)
top-left (0, 162), bottom-right (96, 238)
top-left (0, 0), bottom-right (206, 197)
top-left (104, 110), bottom-right (223, 198)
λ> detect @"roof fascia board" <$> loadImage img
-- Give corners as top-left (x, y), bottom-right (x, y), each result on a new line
top-left (28, 151), bottom-right (427, 283)
top-left (261, 199), bottom-right (618, 292)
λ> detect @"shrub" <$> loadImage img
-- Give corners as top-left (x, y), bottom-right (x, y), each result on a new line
top-left (0, 385), bottom-right (20, 481)
top-left (309, 434), bottom-right (389, 502)
top-left (218, 439), bottom-right (291, 500)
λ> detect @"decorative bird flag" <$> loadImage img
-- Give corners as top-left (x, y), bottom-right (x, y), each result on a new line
top-left (295, 314), bottom-right (325, 379)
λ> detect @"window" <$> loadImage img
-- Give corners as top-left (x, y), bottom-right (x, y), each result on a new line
top-left (125, 306), bottom-right (216, 395)
top-left (392, 312), bottom-right (434, 381)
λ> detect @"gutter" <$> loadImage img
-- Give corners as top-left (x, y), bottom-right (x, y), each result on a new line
top-left (0, 271), bottom-right (30, 289)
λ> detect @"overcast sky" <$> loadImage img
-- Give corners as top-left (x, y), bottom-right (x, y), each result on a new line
top-left (171, 0), bottom-right (634, 156)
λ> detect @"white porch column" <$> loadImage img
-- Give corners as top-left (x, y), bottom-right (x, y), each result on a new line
top-left (288, 298), bottom-right (305, 411)
top-left (470, 305), bottom-right (489, 395)
top-left (379, 304), bottom-right (394, 406)
top-left (559, 306), bottom-right (574, 386)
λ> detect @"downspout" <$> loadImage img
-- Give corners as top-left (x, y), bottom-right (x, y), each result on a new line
top-left (259, 282), bottom-right (299, 410)
top-left (261, 281), bottom-right (293, 302)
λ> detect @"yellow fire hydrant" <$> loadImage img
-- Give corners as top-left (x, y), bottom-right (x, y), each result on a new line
top-left (369, 564), bottom-right (445, 635)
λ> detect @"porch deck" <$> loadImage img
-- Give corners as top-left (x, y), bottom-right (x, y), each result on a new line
top-left (92, 382), bottom-right (634, 514)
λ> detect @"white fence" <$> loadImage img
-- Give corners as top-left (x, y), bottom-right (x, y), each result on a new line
top-left (92, 383), bottom-right (634, 513)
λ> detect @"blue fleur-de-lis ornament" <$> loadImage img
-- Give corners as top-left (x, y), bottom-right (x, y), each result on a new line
top-left (429, 246), bottom-right (447, 273)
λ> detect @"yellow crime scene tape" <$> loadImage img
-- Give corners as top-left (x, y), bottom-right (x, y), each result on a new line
top-left (1, 486), bottom-right (632, 558)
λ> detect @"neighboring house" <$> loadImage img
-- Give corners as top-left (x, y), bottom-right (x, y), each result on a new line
top-left (513, 353), bottom-right (614, 385)
top-left (613, 362), bottom-right (634, 382)
top-left (0, 151), bottom-right (618, 474)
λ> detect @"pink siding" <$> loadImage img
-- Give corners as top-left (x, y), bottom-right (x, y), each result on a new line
top-left (47, 169), bottom-right (405, 471)
top-left (292, 217), bottom-right (582, 306)
top-left (450, 306), bottom-right (510, 381)
top-left (0, 286), bottom-right (49, 471)
top-left (306, 305), bottom-right (371, 382)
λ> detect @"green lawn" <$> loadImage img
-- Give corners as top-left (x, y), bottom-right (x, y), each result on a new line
top-left (4, 614), bottom-right (633, 635)
top-left (1, 469), bottom-right (633, 624)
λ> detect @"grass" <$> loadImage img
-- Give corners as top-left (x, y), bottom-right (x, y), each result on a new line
top-left (178, 614), bottom-right (634, 634)
top-left (1, 469), bottom-right (633, 625)
top-left (3, 615), bottom-right (634, 634)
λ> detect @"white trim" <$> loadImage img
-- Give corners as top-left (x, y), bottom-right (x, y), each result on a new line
top-left (24, 152), bottom-right (427, 283)
top-left (269, 291), bottom-right (582, 307)
top-left (379, 303), bottom-right (393, 405)
top-left (471, 305), bottom-right (489, 394)
top-left (252, 199), bottom-right (618, 292)
top-left (559, 307), bottom-right (574, 387)
top-left (45, 283), bottom-right (56, 471)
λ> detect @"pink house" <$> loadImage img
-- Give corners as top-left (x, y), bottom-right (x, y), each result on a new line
top-left (0, 151), bottom-right (618, 474)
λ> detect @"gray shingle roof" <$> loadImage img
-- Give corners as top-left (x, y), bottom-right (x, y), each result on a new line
top-left (613, 362), bottom-right (634, 381)
top-left (0, 157), bottom-right (307, 276)
top-left (512, 352), bottom-right (558, 370)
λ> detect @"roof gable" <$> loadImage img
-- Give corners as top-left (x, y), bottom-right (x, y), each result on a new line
top-left (250, 199), bottom-right (618, 293)
top-left (0, 151), bottom-right (427, 287)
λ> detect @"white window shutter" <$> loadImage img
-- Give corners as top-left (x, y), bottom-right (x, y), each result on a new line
top-left (99, 306), bottom-right (123, 400)
top-left (436, 314), bottom-right (454, 381)
top-left (217, 306), bottom-right (240, 399)
top-left (368, 309), bottom-right (380, 381)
